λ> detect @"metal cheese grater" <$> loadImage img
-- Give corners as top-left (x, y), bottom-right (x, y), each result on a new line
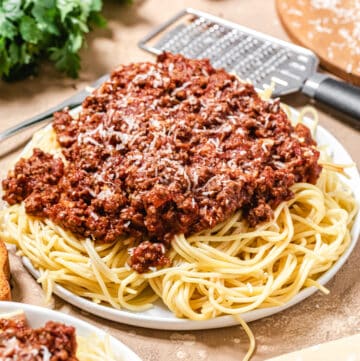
top-left (139, 8), bottom-right (360, 121)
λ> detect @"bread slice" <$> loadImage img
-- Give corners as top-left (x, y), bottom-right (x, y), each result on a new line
top-left (0, 240), bottom-right (11, 300)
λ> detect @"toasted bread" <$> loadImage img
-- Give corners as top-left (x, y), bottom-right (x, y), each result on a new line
top-left (0, 240), bottom-right (10, 300)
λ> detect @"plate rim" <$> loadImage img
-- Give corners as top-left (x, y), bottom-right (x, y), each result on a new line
top-left (13, 107), bottom-right (360, 330)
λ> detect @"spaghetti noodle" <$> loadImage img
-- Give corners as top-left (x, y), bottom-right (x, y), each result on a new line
top-left (0, 54), bottom-right (357, 361)
top-left (0, 120), bottom-right (357, 360)
top-left (78, 333), bottom-right (117, 361)
top-left (0, 121), bottom-right (356, 313)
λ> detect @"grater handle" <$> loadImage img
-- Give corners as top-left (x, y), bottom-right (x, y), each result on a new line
top-left (302, 73), bottom-right (360, 121)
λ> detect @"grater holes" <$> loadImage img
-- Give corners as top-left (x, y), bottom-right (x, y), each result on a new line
top-left (181, 24), bottom-right (229, 58)
top-left (199, 33), bottom-right (238, 61)
top-left (214, 36), bottom-right (260, 69)
top-left (232, 42), bottom-right (272, 74)
top-left (159, 18), bottom-right (210, 53)
top-left (139, 9), bottom-right (318, 96)
top-left (248, 49), bottom-right (290, 85)
top-left (155, 24), bottom-right (187, 50)
top-left (288, 61), bottom-right (306, 72)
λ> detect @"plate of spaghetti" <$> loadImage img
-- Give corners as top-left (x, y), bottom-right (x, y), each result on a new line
top-left (0, 301), bottom-right (141, 360)
top-left (0, 53), bottom-right (358, 345)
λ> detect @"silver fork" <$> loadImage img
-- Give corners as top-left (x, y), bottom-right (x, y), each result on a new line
top-left (0, 74), bottom-right (109, 142)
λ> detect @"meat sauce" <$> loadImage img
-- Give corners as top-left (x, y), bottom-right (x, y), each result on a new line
top-left (0, 317), bottom-right (78, 360)
top-left (2, 53), bottom-right (321, 273)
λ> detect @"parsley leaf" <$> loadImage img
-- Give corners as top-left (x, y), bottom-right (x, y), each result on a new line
top-left (50, 43), bottom-right (80, 78)
top-left (0, 0), bottom-right (113, 80)
top-left (19, 15), bottom-right (42, 43)
top-left (0, 11), bottom-right (17, 39)
top-left (56, 0), bottom-right (76, 23)
top-left (2, 0), bottom-right (23, 20)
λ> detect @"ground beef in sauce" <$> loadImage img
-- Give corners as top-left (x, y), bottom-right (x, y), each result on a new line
top-left (0, 317), bottom-right (78, 360)
top-left (2, 53), bottom-right (322, 273)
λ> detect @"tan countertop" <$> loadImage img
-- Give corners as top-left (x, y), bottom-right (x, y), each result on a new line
top-left (1, 1), bottom-right (360, 360)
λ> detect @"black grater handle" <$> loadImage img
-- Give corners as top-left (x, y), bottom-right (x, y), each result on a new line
top-left (302, 73), bottom-right (360, 121)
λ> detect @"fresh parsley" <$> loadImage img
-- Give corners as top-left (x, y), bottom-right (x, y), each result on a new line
top-left (0, 0), bottom-right (107, 80)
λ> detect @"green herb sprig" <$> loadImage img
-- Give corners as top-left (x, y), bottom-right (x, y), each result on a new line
top-left (0, 0), bottom-right (107, 80)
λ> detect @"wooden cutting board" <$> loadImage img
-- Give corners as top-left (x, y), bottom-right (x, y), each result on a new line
top-left (276, 0), bottom-right (360, 86)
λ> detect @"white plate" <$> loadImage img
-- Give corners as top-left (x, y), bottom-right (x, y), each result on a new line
top-left (0, 301), bottom-right (142, 361)
top-left (20, 109), bottom-right (360, 330)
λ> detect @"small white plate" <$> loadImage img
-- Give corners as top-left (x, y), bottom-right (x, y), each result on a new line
top-left (0, 301), bottom-right (142, 361)
top-left (20, 109), bottom-right (360, 330)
